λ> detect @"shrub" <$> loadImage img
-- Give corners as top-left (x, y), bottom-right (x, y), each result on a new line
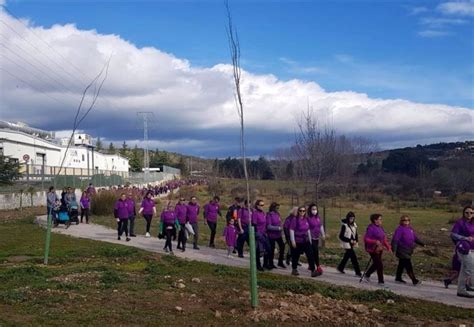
top-left (91, 191), bottom-right (117, 216)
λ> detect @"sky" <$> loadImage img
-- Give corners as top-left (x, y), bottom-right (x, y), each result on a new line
top-left (0, 0), bottom-right (473, 158)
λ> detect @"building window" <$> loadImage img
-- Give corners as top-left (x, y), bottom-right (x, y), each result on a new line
top-left (82, 154), bottom-right (85, 161)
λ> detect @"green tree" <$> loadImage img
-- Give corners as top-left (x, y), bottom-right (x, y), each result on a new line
top-left (119, 141), bottom-right (128, 157)
top-left (129, 145), bottom-right (143, 172)
top-left (0, 155), bottom-right (21, 185)
top-left (176, 156), bottom-right (189, 176)
top-left (96, 137), bottom-right (103, 152)
top-left (108, 142), bottom-right (116, 154)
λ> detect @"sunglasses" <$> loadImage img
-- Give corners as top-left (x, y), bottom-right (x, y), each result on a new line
top-left (465, 211), bottom-right (474, 215)
top-left (402, 219), bottom-right (410, 222)
top-left (298, 209), bottom-right (306, 212)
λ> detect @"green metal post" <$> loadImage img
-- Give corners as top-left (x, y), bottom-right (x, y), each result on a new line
top-left (44, 207), bottom-right (53, 265)
top-left (248, 225), bottom-right (258, 308)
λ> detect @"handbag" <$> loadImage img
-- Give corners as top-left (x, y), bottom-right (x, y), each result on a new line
top-left (185, 222), bottom-right (195, 235)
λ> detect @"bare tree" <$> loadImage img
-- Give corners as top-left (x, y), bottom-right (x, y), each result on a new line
top-left (225, 1), bottom-right (258, 308)
top-left (293, 108), bottom-right (338, 201)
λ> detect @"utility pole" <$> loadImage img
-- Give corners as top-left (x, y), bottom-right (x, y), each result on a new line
top-left (137, 112), bottom-right (153, 183)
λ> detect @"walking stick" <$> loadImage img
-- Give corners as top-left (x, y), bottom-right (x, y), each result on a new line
top-left (359, 257), bottom-right (372, 283)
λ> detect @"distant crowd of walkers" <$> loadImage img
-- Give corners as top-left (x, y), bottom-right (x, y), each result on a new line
top-left (47, 182), bottom-right (474, 298)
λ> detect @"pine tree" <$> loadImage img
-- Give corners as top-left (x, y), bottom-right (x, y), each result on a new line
top-left (119, 141), bottom-right (128, 156)
top-left (96, 137), bottom-right (103, 152)
top-left (0, 155), bottom-right (21, 185)
top-left (129, 145), bottom-right (143, 172)
top-left (108, 142), bottom-right (116, 154)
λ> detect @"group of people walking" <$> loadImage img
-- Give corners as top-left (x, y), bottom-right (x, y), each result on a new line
top-left (65, 186), bottom-right (470, 298)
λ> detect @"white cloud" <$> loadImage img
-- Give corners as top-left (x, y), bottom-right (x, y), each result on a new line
top-left (418, 30), bottom-right (452, 37)
top-left (420, 17), bottom-right (469, 28)
top-left (437, 1), bottom-right (474, 16)
top-left (409, 6), bottom-right (429, 15)
top-left (0, 11), bottom-right (472, 157)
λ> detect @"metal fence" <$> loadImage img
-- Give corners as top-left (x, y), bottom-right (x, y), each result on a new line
top-left (1, 164), bottom-right (181, 192)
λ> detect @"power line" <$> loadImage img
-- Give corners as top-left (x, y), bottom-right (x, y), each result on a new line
top-left (0, 19), bottom-right (87, 91)
top-left (0, 42), bottom-right (80, 94)
top-left (0, 52), bottom-right (75, 103)
top-left (0, 66), bottom-right (71, 106)
top-left (0, 32), bottom-right (84, 92)
top-left (1, 5), bottom-right (92, 82)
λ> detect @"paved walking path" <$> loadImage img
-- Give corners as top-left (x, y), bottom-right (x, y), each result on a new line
top-left (36, 215), bottom-right (473, 309)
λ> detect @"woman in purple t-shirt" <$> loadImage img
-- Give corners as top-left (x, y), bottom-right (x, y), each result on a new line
top-left (266, 202), bottom-right (286, 269)
top-left (391, 215), bottom-right (424, 285)
top-left (289, 206), bottom-right (319, 277)
top-left (161, 201), bottom-right (177, 254)
top-left (139, 191), bottom-right (156, 238)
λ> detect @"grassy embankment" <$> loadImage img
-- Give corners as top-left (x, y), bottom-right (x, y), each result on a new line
top-left (0, 208), bottom-right (473, 326)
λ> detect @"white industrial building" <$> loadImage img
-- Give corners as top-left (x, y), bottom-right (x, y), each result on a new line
top-left (0, 121), bottom-right (129, 177)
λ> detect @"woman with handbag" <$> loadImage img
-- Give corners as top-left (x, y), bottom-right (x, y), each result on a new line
top-left (362, 213), bottom-right (391, 286)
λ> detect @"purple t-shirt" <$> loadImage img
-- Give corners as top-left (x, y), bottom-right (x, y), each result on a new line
top-left (186, 203), bottom-right (200, 224)
top-left (238, 208), bottom-right (250, 226)
top-left (364, 224), bottom-right (386, 252)
top-left (452, 218), bottom-right (474, 249)
top-left (289, 217), bottom-right (310, 243)
top-left (308, 214), bottom-right (322, 240)
top-left (223, 224), bottom-right (237, 247)
top-left (161, 210), bottom-right (176, 224)
top-left (80, 196), bottom-right (90, 209)
top-left (126, 198), bottom-right (136, 216)
top-left (266, 211), bottom-right (282, 239)
top-left (174, 203), bottom-right (187, 224)
top-left (114, 199), bottom-right (129, 219)
top-left (204, 202), bottom-right (220, 223)
top-left (392, 225), bottom-right (418, 249)
top-left (140, 198), bottom-right (155, 215)
top-left (283, 215), bottom-right (294, 232)
top-left (252, 210), bottom-right (267, 234)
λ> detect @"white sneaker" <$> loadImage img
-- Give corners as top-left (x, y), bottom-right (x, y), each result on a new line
top-left (145, 232), bottom-right (151, 238)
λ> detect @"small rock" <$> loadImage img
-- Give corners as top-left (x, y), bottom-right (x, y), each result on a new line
top-left (386, 299), bottom-right (395, 305)
top-left (372, 308), bottom-right (381, 313)
top-left (230, 309), bottom-right (236, 315)
top-left (175, 306), bottom-right (183, 312)
top-left (113, 289), bottom-right (118, 293)
top-left (190, 294), bottom-right (197, 298)
top-left (178, 279), bottom-right (184, 283)
top-left (192, 277), bottom-right (201, 283)
top-left (215, 310), bottom-right (222, 318)
top-left (164, 275), bottom-right (171, 279)
top-left (285, 291), bottom-right (293, 296)
top-left (440, 228), bottom-right (448, 232)
top-left (177, 283), bottom-right (186, 289)
top-left (279, 301), bottom-right (289, 308)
